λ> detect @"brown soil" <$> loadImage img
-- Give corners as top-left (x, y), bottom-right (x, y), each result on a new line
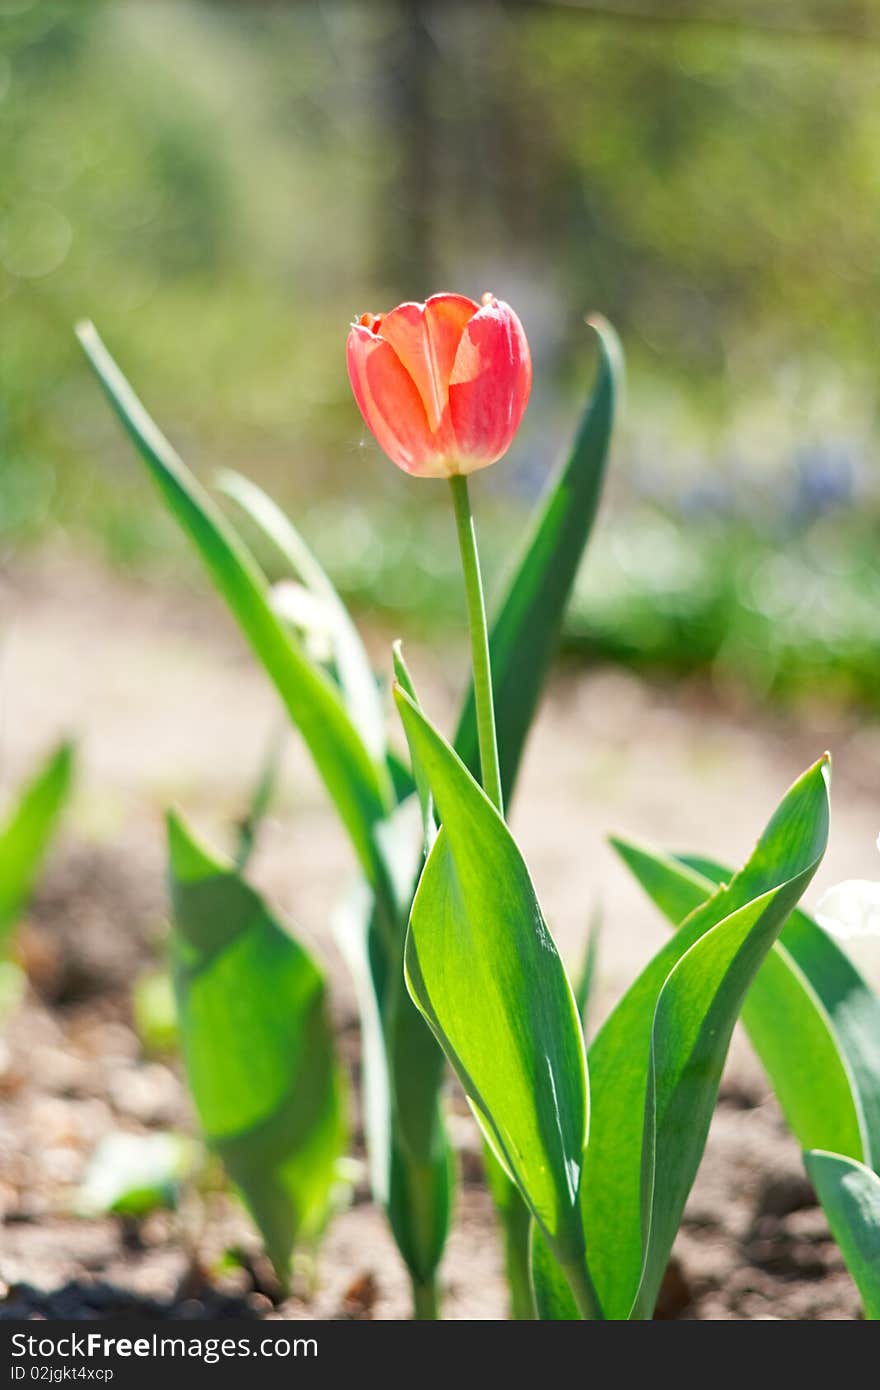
top-left (1, 554), bottom-right (879, 1320)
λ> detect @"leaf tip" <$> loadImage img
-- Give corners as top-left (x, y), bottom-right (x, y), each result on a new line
top-left (165, 808), bottom-right (222, 883)
top-left (392, 679), bottom-right (414, 715)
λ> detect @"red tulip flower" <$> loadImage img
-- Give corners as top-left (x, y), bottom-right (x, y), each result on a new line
top-left (347, 292), bottom-right (531, 479)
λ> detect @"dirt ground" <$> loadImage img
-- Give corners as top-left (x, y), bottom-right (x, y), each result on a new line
top-left (1, 554), bottom-right (879, 1320)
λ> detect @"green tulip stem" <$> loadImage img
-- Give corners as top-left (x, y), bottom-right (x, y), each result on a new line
top-left (448, 473), bottom-right (503, 816)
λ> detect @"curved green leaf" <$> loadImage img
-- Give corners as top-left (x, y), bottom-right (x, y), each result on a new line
top-left (395, 686), bottom-right (587, 1263)
top-left (805, 1150), bottom-right (880, 1319)
top-left (454, 316), bottom-right (622, 801)
top-left (636, 830), bottom-right (828, 1318)
top-left (530, 1222), bottom-right (579, 1320)
top-left (168, 811), bottom-right (346, 1283)
top-left (683, 853), bottom-right (880, 1173)
top-left (0, 741), bottom-right (74, 945)
top-left (611, 843), bottom-right (865, 1166)
top-left (584, 757), bottom-right (831, 1319)
top-left (217, 469), bottom-right (386, 765)
top-left (77, 323), bottom-right (392, 883)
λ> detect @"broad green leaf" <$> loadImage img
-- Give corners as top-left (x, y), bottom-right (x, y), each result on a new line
top-left (0, 741), bottom-right (74, 945)
top-left (611, 843), bottom-right (865, 1166)
top-left (530, 1222), bottom-right (579, 1320)
top-left (168, 811), bottom-right (346, 1282)
top-left (395, 642), bottom-right (531, 1310)
top-left (683, 852), bottom-right (880, 1173)
top-left (584, 757), bottom-right (830, 1319)
top-left (217, 469), bottom-right (386, 764)
top-left (77, 323), bottom-right (392, 883)
top-left (636, 818), bottom-right (827, 1319)
top-left (805, 1150), bottom-right (880, 1319)
top-left (455, 316), bottom-right (622, 800)
top-left (78, 1131), bottom-right (197, 1218)
top-left (395, 687), bottom-right (587, 1262)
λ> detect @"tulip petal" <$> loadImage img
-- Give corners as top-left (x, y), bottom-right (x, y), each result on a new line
top-left (379, 294), bottom-right (478, 434)
top-left (448, 299), bottom-right (532, 470)
top-left (346, 325), bottom-right (442, 477)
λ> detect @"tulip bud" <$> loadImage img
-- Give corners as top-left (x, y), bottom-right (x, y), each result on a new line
top-left (346, 292), bottom-right (531, 479)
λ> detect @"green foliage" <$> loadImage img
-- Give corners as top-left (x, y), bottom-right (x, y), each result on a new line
top-left (0, 741), bottom-right (74, 948)
top-left (167, 811), bottom-right (346, 1283)
top-left (397, 687), bottom-right (589, 1269)
top-left (397, 693), bottom-right (830, 1318)
top-left (77, 322), bottom-right (394, 886)
top-left (684, 853), bottom-right (880, 1169)
top-left (582, 756), bottom-right (830, 1318)
top-left (78, 303), bottom-right (619, 1315)
top-left (804, 1151), bottom-right (880, 1320)
top-left (566, 515), bottom-right (880, 713)
top-left (614, 790), bottom-right (880, 1319)
top-left (530, 1224), bottom-right (579, 1321)
top-left (7, 3), bottom-right (879, 718)
top-left (611, 844), bottom-right (868, 1163)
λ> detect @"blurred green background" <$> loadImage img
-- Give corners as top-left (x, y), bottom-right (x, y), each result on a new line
top-left (2, 0), bottom-right (879, 708)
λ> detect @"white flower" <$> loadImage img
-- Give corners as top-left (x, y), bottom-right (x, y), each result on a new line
top-left (815, 832), bottom-right (880, 939)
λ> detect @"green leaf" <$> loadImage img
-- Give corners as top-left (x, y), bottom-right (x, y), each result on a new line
top-left (481, 1149), bottom-right (536, 1320)
top-left (333, 821), bottom-right (453, 1296)
top-left (686, 853), bottom-right (880, 1173)
top-left (391, 641), bottom-right (435, 857)
top-left (78, 1131), bottom-right (197, 1218)
top-left (805, 1150), bottom-right (880, 1319)
top-left (530, 1223), bottom-right (579, 1320)
top-left (217, 469), bottom-right (386, 765)
top-left (573, 904), bottom-right (602, 1039)
top-left (0, 741), bottom-right (74, 946)
top-left (778, 911), bottom-right (880, 1171)
top-left (454, 316), bottom-right (622, 800)
top-left (395, 647), bottom-right (530, 1311)
top-left (395, 686), bottom-right (587, 1262)
top-left (77, 323), bottom-right (392, 884)
top-left (167, 811), bottom-right (346, 1282)
top-left (385, 996), bottom-right (454, 1291)
top-left (611, 844), bottom-right (866, 1167)
top-left (584, 756), bottom-right (831, 1318)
